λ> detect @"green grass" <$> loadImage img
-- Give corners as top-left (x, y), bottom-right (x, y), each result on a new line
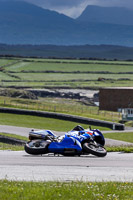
top-left (106, 146), bottom-right (133, 153)
top-left (0, 180), bottom-right (132, 200)
top-left (0, 132), bottom-right (27, 140)
top-left (0, 72), bottom-right (17, 81)
top-left (2, 79), bottom-right (133, 89)
top-left (11, 72), bottom-right (133, 81)
top-left (0, 132), bottom-right (26, 151)
top-left (104, 132), bottom-right (133, 152)
top-left (0, 113), bottom-right (109, 132)
top-left (5, 60), bottom-right (133, 73)
top-left (0, 142), bottom-right (24, 151)
top-left (0, 58), bottom-right (17, 66)
top-left (104, 132), bottom-right (133, 143)
top-left (1, 58), bottom-right (133, 88)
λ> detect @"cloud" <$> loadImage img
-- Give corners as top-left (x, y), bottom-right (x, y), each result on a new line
top-left (38, 0), bottom-right (133, 17)
top-left (1, 0), bottom-right (133, 18)
top-left (95, 0), bottom-right (133, 7)
top-left (58, 1), bottom-right (98, 18)
top-left (25, 0), bottom-right (98, 18)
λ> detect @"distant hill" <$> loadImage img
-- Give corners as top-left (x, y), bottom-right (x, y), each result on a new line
top-left (1, 44), bottom-right (133, 60)
top-left (0, 1), bottom-right (78, 45)
top-left (77, 5), bottom-right (133, 25)
top-left (1, 1), bottom-right (133, 47)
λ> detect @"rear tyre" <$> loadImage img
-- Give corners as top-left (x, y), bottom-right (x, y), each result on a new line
top-left (24, 140), bottom-right (49, 155)
top-left (83, 142), bottom-right (107, 157)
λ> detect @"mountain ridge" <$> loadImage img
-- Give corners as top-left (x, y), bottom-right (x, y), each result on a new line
top-left (1, 43), bottom-right (133, 60)
top-left (1, 1), bottom-right (133, 46)
top-left (77, 5), bottom-right (133, 25)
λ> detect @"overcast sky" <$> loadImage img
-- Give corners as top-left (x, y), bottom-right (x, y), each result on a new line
top-left (2, 0), bottom-right (133, 18)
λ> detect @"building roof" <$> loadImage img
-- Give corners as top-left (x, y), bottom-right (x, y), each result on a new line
top-left (100, 87), bottom-right (133, 90)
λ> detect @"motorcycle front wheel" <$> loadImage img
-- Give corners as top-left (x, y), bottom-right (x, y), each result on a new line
top-left (83, 142), bottom-right (107, 157)
top-left (24, 140), bottom-right (49, 155)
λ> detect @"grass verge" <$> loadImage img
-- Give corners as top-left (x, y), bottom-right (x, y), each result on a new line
top-left (106, 146), bottom-right (133, 153)
top-left (0, 132), bottom-right (27, 141)
top-left (103, 132), bottom-right (133, 143)
top-left (0, 113), bottom-right (110, 131)
top-left (0, 180), bottom-right (132, 200)
top-left (104, 132), bottom-right (133, 152)
top-left (0, 143), bottom-right (24, 151)
top-left (0, 133), bottom-right (27, 151)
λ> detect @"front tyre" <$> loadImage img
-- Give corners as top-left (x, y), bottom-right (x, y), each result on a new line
top-left (83, 142), bottom-right (107, 157)
top-left (24, 140), bottom-right (49, 155)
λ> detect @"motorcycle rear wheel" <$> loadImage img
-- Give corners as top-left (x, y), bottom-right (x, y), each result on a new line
top-left (83, 142), bottom-right (107, 157)
top-left (24, 140), bottom-right (49, 155)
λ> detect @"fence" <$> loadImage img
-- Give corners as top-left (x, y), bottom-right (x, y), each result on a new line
top-left (0, 99), bottom-right (122, 122)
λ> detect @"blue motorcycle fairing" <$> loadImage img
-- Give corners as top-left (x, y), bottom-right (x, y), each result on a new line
top-left (48, 134), bottom-right (82, 154)
top-left (92, 129), bottom-right (105, 146)
top-left (67, 130), bottom-right (92, 142)
top-left (71, 133), bottom-right (91, 143)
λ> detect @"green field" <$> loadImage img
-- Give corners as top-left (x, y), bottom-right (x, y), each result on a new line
top-left (0, 58), bottom-right (17, 66)
top-left (2, 80), bottom-right (133, 88)
top-left (104, 132), bottom-right (133, 143)
top-left (0, 71), bottom-right (19, 81)
top-left (0, 180), bottom-right (132, 200)
top-left (0, 112), bottom-right (110, 131)
top-left (9, 72), bottom-right (133, 81)
top-left (5, 61), bottom-right (133, 72)
top-left (1, 58), bottom-right (133, 88)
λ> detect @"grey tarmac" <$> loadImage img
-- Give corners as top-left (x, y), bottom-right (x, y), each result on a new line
top-left (0, 151), bottom-right (133, 182)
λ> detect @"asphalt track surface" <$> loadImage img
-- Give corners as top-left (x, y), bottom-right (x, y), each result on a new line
top-left (0, 151), bottom-right (133, 182)
top-left (0, 125), bottom-right (133, 182)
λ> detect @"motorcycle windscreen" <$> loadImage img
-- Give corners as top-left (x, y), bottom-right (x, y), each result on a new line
top-left (29, 130), bottom-right (56, 139)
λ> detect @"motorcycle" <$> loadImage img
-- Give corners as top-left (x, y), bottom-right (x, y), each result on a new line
top-left (24, 125), bottom-right (107, 157)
